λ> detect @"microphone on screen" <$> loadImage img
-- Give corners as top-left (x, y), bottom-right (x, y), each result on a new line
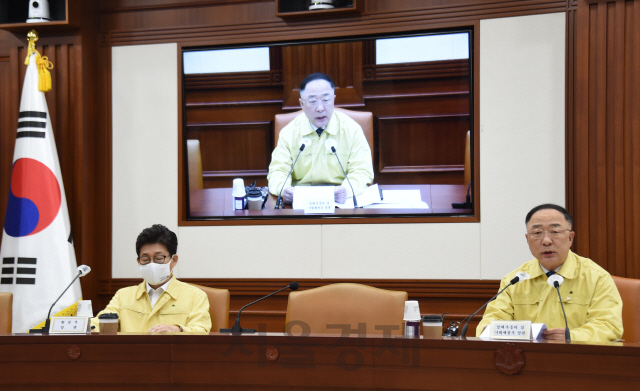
top-left (325, 139), bottom-right (358, 208)
top-left (275, 139), bottom-right (310, 209)
top-left (547, 273), bottom-right (571, 342)
top-left (458, 272), bottom-right (530, 338)
top-left (29, 265), bottom-right (92, 334)
top-left (220, 282), bottom-right (299, 334)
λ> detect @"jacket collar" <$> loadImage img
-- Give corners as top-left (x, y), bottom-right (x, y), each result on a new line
top-left (135, 276), bottom-right (178, 299)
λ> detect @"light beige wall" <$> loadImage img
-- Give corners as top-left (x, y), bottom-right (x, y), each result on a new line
top-left (111, 12), bottom-right (566, 280)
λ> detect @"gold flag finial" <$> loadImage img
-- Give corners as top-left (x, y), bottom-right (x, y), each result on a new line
top-left (25, 30), bottom-right (39, 64)
top-left (24, 29), bottom-right (53, 92)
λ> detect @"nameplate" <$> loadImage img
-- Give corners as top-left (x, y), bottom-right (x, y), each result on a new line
top-left (50, 316), bottom-right (90, 334)
top-left (490, 320), bottom-right (531, 340)
top-left (293, 186), bottom-right (335, 213)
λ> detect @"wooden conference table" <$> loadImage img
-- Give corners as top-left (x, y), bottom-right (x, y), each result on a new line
top-left (190, 184), bottom-right (472, 218)
top-left (1, 333), bottom-right (639, 390)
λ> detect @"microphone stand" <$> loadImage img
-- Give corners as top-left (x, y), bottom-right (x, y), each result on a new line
top-left (552, 281), bottom-right (571, 342)
top-left (275, 145), bottom-right (305, 209)
top-left (330, 146), bottom-right (358, 208)
top-left (452, 180), bottom-right (472, 209)
top-left (220, 282), bottom-right (299, 334)
top-left (459, 274), bottom-right (523, 338)
top-left (29, 269), bottom-right (82, 334)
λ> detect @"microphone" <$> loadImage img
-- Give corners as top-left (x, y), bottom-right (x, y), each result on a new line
top-left (275, 139), bottom-right (310, 209)
top-left (547, 273), bottom-right (571, 341)
top-left (220, 281), bottom-right (299, 334)
top-left (459, 271), bottom-right (530, 338)
top-left (29, 265), bottom-right (92, 334)
top-left (452, 180), bottom-right (473, 209)
top-left (325, 139), bottom-right (358, 208)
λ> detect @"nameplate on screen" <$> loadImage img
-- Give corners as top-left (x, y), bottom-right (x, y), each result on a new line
top-left (293, 186), bottom-right (335, 213)
top-left (490, 320), bottom-right (531, 340)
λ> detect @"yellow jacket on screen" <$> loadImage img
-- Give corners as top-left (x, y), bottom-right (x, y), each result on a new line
top-left (268, 110), bottom-right (374, 197)
top-left (477, 251), bottom-right (623, 342)
top-left (91, 277), bottom-right (211, 332)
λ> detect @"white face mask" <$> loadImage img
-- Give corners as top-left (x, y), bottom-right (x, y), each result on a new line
top-left (140, 260), bottom-right (172, 286)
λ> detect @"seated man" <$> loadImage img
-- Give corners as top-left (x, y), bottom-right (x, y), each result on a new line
top-left (477, 204), bottom-right (623, 342)
top-left (91, 224), bottom-right (211, 332)
top-left (268, 72), bottom-right (374, 204)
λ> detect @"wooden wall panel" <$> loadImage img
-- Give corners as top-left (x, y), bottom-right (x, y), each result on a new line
top-left (281, 41), bottom-right (363, 109)
top-left (377, 115), bottom-right (469, 177)
top-left (187, 122), bottom-right (273, 188)
top-left (572, 0), bottom-right (640, 278)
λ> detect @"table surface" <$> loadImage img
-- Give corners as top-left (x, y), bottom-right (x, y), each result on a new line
top-left (1, 333), bottom-right (639, 390)
top-left (189, 184), bottom-right (473, 218)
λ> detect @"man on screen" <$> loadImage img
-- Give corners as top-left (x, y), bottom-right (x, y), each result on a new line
top-left (267, 73), bottom-right (374, 204)
top-left (476, 204), bottom-right (623, 342)
top-left (91, 224), bottom-right (211, 332)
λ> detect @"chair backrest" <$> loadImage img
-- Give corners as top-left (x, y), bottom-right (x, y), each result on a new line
top-left (0, 292), bottom-right (12, 333)
top-left (285, 283), bottom-right (408, 336)
top-left (189, 284), bottom-right (230, 332)
top-left (186, 139), bottom-right (203, 190)
top-left (612, 276), bottom-right (640, 342)
top-left (464, 130), bottom-right (471, 186)
top-left (274, 108), bottom-right (374, 159)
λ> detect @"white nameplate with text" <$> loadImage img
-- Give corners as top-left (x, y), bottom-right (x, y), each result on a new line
top-left (293, 186), bottom-right (335, 213)
top-left (490, 320), bottom-right (531, 340)
top-left (50, 316), bottom-right (90, 334)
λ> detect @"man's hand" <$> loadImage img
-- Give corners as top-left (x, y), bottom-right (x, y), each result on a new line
top-left (283, 186), bottom-right (294, 204)
top-left (334, 186), bottom-right (347, 204)
top-left (542, 328), bottom-right (566, 340)
top-left (148, 324), bottom-right (181, 333)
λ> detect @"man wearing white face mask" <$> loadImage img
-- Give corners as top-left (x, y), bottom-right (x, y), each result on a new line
top-left (91, 224), bottom-right (211, 332)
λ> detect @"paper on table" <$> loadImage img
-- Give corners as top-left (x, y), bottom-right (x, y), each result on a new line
top-left (335, 184), bottom-right (381, 209)
top-left (292, 186), bottom-right (335, 210)
top-left (364, 202), bottom-right (429, 209)
top-left (379, 189), bottom-right (422, 204)
top-left (479, 322), bottom-right (548, 340)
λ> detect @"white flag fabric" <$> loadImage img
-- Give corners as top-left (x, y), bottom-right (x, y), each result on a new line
top-left (0, 53), bottom-right (81, 332)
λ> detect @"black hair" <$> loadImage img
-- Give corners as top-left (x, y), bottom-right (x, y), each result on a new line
top-left (135, 224), bottom-right (178, 257)
top-left (300, 73), bottom-right (335, 91)
top-left (525, 204), bottom-right (573, 227)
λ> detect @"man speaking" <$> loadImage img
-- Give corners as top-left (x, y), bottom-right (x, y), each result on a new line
top-left (477, 204), bottom-right (623, 342)
top-left (268, 73), bottom-right (374, 204)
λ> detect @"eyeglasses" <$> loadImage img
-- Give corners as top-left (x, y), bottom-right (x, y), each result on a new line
top-left (527, 228), bottom-right (571, 240)
top-left (300, 95), bottom-right (335, 107)
top-left (139, 255), bottom-right (171, 265)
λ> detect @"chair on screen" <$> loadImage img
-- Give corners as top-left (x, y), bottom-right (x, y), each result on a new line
top-left (464, 130), bottom-right (471, 187)
top-left (0, 292), bottom-right (12, 333)
top-left (274, 108), bottom-right (374, 160)
top-left (189, 284), bottom-right (230, 331)
top-left (186, 139), bottom-right (203, 190)
top-left (285, 283), bottom-right (408, 336)
top-left (612, 276), bottom-right (640, 342)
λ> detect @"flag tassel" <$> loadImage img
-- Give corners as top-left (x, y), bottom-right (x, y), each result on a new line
top-left (24, 30), bottom-right (53, 93)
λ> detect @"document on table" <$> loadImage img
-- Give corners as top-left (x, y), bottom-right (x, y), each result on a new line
top-left (336, 185), bottom-right (429, 209)
top-left (335, 184), bottom-right (382, 209)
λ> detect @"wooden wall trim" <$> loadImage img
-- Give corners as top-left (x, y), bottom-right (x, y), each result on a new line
top-left (99, 278), bottom-right (501, 297)
top-left (101, 1), bottom-right (568, 47)
top-left (101, 0), bottom-right (269, 13)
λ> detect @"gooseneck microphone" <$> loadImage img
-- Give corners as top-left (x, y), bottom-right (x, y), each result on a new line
top-left (275, 139), bottom-right (310, 209)
top-left (325, 139), bottom-right (358, 208)
top-left (220, 281), bottom-right (299, 334)
top-left (547, 273), bottom-right (571, 342)
top-left (29, 265), bottom-right (92, 334)
top-left (459, 272), bottom-right (530, 338)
